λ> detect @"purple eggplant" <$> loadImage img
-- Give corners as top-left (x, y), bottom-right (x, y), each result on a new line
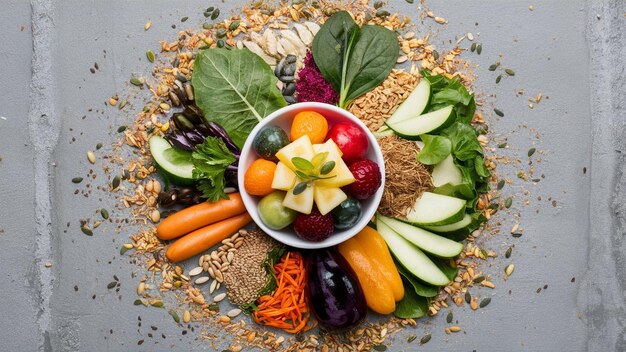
top-left (206, 121), bottom-right (240, 156)
top-left (306, 248), bottom-right (366, 329)
top-left (182, 130), bottom-right (205, 145)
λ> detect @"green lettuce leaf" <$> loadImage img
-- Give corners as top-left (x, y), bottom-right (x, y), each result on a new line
top-left (192, 48), bottom-right (286, 149)
top-left (422, 70), bottom-right (476, 124)
top-left (394, 279), bottom-right (430, 319)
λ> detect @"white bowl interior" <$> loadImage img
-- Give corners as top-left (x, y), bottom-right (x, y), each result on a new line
top-left (238, 102), bottom-right (385, 249)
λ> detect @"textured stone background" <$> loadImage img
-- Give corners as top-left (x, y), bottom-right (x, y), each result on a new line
top-left (0, 0), bottom-right (624, 351)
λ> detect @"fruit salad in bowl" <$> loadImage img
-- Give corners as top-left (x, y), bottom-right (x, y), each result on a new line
top-left (238, 102), bottom-right (385, 249)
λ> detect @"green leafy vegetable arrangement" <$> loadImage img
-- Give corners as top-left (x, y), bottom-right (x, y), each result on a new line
top-left (191, 137), bottom-right (237, 201)
top-left (312, 11), bottom-right (400, 109)
top-left (192, 48), bottom-right (287, 149)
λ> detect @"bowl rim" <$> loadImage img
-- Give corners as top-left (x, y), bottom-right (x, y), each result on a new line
top-left (237, 102), bottom-right (385, 249)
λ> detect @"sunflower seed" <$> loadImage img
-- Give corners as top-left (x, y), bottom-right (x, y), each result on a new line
top-left (194, 276), bottom-right (209, 285)
top-left (479, 297), bottom-right (491, 308)
top-left (150, 209), bottom-right (161, 223)
top-left (505, 264), bottom-right (515, 276)
top-left (183, 310), bottom-right (191, 323)
top-left (87, 151), bottom-right (96, 164)
top-left (449, 325), bottom-right (462, 332)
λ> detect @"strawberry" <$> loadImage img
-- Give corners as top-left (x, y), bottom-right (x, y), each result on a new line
top-left (293, 209), bottom-right (334, 242)
top-left (343, 159), bottom-right (382, 200)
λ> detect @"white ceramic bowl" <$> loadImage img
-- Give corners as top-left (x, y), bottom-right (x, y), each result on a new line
top-left (238, 102), bottom-right (385, 249)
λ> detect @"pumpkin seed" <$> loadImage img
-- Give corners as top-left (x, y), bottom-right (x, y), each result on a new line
top-left (107, 281), bottom-right (117, 289)
top-left (130, 77), bottom-right (144, 87)
top-left (229, 20), bottom-right (240, 31)
top-left (407, 334), bottom-right (417, 343)
top-left (169, 310), bottom-right (180, 323)
top-left (146, 50), bottom-right (155, 63)
top-left (470, 42), bottom-right (477, 52)
top-left (150, 209), bottom-right (161, 223)
top-left (217, 39), bottom-right (225, 48)
top-left (479, 297), bottom-right (491, 308)
top-left (111, 175), bottom-right (121, 190)
top-left (133, 299), bottom-right (143, 305)
top-left (505, 197), bottom-right (513, 208)
top-left (376, 10), bottom-right (390, 17)
top-left (211, 8), bottom-right (220, 20)
top-left (87, 151), bottom-right (96, 164)
top-left (488, 64), bottom-right (498, 71)
top-left (505, 246), bottom-right (513, 258)
top-left (320, 161), bottom-right (336, 175)
top-left (117, 125), bottom-right (127, 133)
top-left (528, 147), bottom-right (536, 157)
top-left (181, 16), bottom-right (188, 22)
top-left (476, 44), bottom-right (482, 55)
top-left (202, 22), bottom-right (213, 30)
top-left (373, 1), bottom-right (384, 9)
top-left (432, 50), bottom-right (439, 61)
top-left (100, 208), bottom-right (109, 220)
top-left (120, 246), bottom-right (131, 255)
top-left (464, 291), bottom-right (471, 303)
top-left (496, 75), bottom-right (502, 83)
top-left (293, 182), bottom-right (308, 195)
top-left (420, 333), bottom-right (432, 345)
top-left (208, 303), bottom-right (219, 312)
top-left (473, 275), bottom-right (485, 283)
top-left (498, 142), bottom-right (507, 148)
top-left (494, 108), bottom-right (504, 117)
top-left (505, 68), bottom-right (515, 76)
top-left (96, 142), bottom-right (103, 150)
top-left (373, 345), bottom-right (387, 351)
top-left (150, 300), bottom-right (164, 308)
top-left (72, 177), bottom-right (83, 184)
top-left (446, 311), bottom-right (453, 323)
top-left (81, 226), bottom-right (93, 236)
top-left (144, 21), bottom-right (152, 31)
top-left (118, 100), bottom-right (127, 110)
top-left (505, 264), bottom-right (515, 276)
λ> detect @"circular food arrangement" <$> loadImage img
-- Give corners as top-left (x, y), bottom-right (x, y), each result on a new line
top-left (109, 2), bottom-right (509, 350)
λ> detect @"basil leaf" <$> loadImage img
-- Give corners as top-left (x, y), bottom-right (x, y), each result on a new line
top-left (342, 25), bottom-right (399, 107)
top-left (291, 157), bottom-right (314, 171)
top-left (312, 11), bottom-right (359, 92)
top-left (416, 134), bottom-right (452, 165)
top-left (163, 148), bottom-right (193, 164)
top-left (394, 279), bottom-right (429, 319)
top-left (192, 48), bottom-right (286, 149)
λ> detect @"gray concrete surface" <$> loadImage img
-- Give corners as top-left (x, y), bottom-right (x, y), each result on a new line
top-left (0, 0), bottom-right (624, 351)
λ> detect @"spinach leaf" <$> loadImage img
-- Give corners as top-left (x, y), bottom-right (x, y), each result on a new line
top-left (312, 11), bottom-right (399, 108)
top-left (394, 279), bottom-right (429, 319)
top-left (192, 48), bottom-right (286, 149)
top-left (191, 137), bottom-right (236, 201)
top-left (341, 25), bottom-right (399, 107)
top-left (312, 11), bottom-right (358, 92)
top-left (416, 134), bottom-right (452, 165)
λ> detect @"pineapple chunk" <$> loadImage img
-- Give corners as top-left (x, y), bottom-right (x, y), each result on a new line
top-left (282, 186), bottom-right (314, 214)
top-left (275, 135), bottom-right (314, 171)
top-left (271, 162), bottom-right (297, 191)
top-left (313, 140), bottom-right (355, 187)
top-left (314, 186), bottom-right (347, 215)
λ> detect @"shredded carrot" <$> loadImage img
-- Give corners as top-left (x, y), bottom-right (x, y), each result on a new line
top-left (252, 251), bottom-right (315, 334)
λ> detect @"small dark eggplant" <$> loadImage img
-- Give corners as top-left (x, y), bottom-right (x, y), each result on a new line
top-left (172, 114), bottom-right (195, 131)
top-left (182, 130), bottom-right (205, 145)
top-left (206, 121), bottom-right (240, 154)
top-left (306, 248), bottom-right (367, 329)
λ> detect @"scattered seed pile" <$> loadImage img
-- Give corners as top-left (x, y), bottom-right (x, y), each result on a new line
top-left (377, 135), bottom-right (432, 218)
top-left (223, 230), bottom-right (278, 305)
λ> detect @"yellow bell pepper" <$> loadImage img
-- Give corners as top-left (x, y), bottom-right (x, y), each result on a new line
top-left (338, 226), bottom-right (405, 314)
top-left (354, 226), bottom-right (404, 301)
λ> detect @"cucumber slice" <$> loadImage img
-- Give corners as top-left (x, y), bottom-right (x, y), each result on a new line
top-left (422, 213), bottom-right (472, 233)
top-left (405, 192), bottom-right (466, 226)
top-left (149, 136), bottom-right (195, 184)
top-left (376, 217), bottom-right (450, 286)
top-left (385, 80), bottom-right (431, 126)
top-left (373, 126), bottom-right (395, 139)
top-left (386, 105), bottom-right (454, 140)
top-left (431, 154), bottom-right (463, 187)
top-left (378, 215), bottom-right (463, 258)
